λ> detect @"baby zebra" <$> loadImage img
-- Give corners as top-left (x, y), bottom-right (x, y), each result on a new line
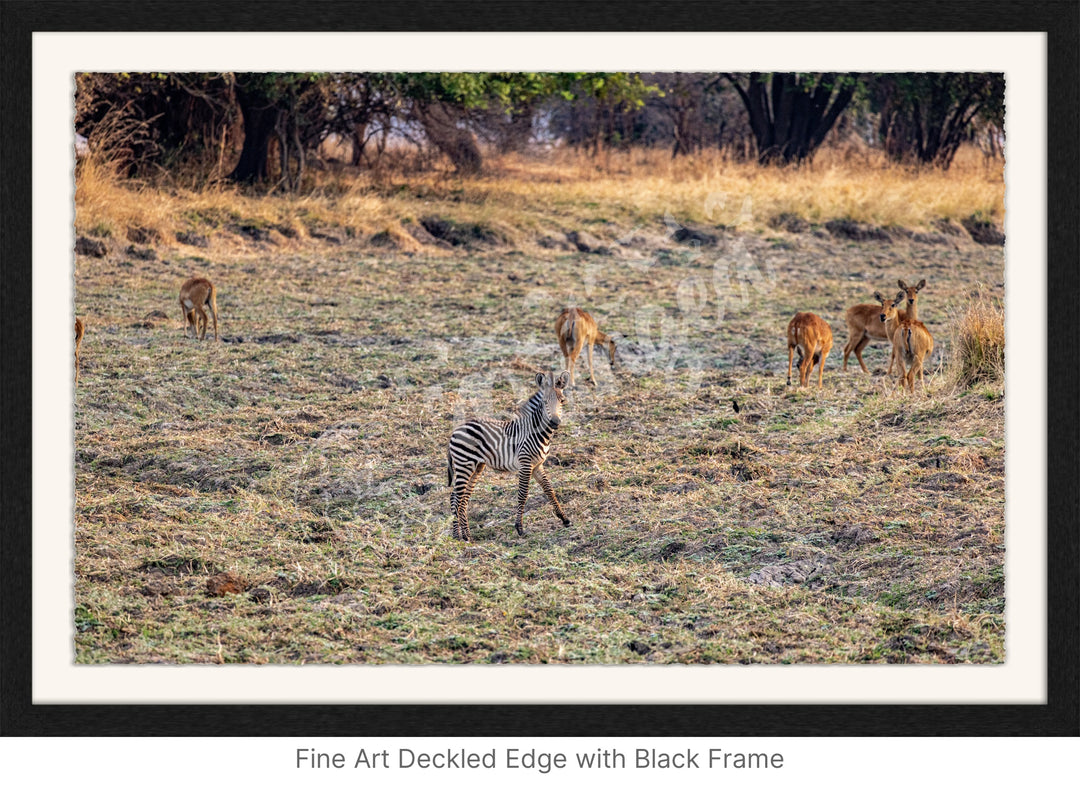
top-left (447, 371), bottom-right (572, 541)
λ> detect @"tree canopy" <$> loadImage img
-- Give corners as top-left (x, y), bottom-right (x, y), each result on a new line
top-left (74, 70), bottom-right (1006, 189)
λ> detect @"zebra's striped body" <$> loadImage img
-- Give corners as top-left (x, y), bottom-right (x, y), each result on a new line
top-left (447, 371), bottom-right (572, 540)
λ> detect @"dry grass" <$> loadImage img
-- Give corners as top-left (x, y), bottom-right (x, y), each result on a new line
top-left (948, 289), bottom-right (1005, 390)
top-left (73, 178), bottom-right (1006, 664)
top-left (75, 144), bottom-right (1004, 256)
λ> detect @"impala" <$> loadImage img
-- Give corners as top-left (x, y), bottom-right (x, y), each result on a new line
top-left (555, 307), bottom-right (615, 387)
top-left (786, 312), bottom-right (833, 388)
top-left (179, 277), bottom-right (219, 340)
top-left (843, 278), bottom-right (926, 374)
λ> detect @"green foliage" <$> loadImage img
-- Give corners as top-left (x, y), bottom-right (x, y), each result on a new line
top-left (232, 72), bottom-right (322, 104)
top-left (871, 73), bottom-right (1004, 168)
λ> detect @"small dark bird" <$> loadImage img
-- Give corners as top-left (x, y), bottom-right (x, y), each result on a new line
top-left (731, 398), bottom-right (741, 414)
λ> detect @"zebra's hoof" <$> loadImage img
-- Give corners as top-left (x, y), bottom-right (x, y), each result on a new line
top-left (561, 518), bottom-right (571, 527)
top-left (514, 523), bottom-right (524, 536)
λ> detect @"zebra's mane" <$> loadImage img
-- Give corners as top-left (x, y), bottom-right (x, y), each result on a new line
top-left (514, 390), bottom-right (546, 422)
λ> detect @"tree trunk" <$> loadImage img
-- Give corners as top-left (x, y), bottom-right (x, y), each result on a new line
top-left (497, 107), bottom-right (536, 154)
top-left (229, 87), bottom-right (282, 184)
top-left (727, 72), bottom-right (854, 166)
top-left (351, 122), bottom-right (368, 166)
top-left (417, 101), bottom-right (483, 175)
top-left (276, 114), bottom-right (289, 188)
top-left (291, 111), bottom-right (305, 190)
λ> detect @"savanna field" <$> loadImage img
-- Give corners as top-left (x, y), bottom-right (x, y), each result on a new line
top-left (73, 148), bottom-right (1006, 664)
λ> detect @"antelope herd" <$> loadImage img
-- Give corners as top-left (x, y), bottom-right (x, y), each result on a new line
top-left (800, 277), bottom-right (934, 393)
top-left (73, 261), bottom-right (939, 539)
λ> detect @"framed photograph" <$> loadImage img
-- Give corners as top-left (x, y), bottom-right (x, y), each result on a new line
top-left (2, 1), bottom-right (1076, 741)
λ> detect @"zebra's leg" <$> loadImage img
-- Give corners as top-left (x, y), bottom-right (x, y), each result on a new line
top-left (514, 462), bottom-right (533, 536)
top-left (462, 464), bottom-right (485, 541)
top-left (533, 463), bottom-right (570, 527)
top-left (452, 462), bottom-right (484, 540)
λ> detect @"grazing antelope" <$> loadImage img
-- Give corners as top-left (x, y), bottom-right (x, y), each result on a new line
top-left (179, 277), bottom-right (219, 340)
top-left (879, 290), bottom-right (934, 394)
top-left (787, 312), bottom-right (833, 388)
top-left (447, 371), bottom-right (572, 541)
top-left (74, 317), bottom-right (84, 384)
top-left (555, 307), bottom-right (615, 387)
top-left (842, 278), bottom-right (926, 374)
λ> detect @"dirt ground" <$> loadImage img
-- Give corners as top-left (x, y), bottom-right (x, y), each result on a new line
top-left (74, 220), bottom-right (1005, 664)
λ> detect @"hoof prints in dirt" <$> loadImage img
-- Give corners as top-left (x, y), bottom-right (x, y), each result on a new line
top-left (98, 454), bottom-right (274, 494)
top-left (139, 555), bottom-right (218, 576)
top-left (749, 558), bottom-right (831, 588)
top-left (831, 525), bottom-right (880, 545)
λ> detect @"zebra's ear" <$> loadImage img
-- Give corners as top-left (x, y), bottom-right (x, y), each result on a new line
top-left (555, 371), bottom-right (570, 389)
top-left (535, 372), bottom-right (546, 389)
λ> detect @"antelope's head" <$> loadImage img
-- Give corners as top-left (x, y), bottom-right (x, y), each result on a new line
top-left (535, 371), bottom-right (570, 427)
top-left (875, 290), bottom-right (905, 324)
top-left (898, 278), bottom-right (926, 309)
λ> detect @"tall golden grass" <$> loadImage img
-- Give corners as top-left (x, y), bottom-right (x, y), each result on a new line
top-left (949, 288), bottom-right (1006, 389)
top-left (75, 143), bottom-right (1004, 246)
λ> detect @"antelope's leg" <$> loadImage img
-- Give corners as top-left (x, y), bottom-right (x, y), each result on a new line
top-left (854, 335), bottom-right (871, 374)
top-left (799, 348), bottom-right (814, 387)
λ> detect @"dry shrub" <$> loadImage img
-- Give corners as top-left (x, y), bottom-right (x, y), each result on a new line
top-left (950, 290), bottom-right (1005, 388)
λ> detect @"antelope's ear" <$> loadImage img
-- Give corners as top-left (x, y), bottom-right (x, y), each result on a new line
top-left (917, 279), bottom-right (926, 290)
top-left (535, 372), bottom-right (546, 388)
top-left (894, 291), bottom-right (905, 305)
top-left (898, 279), bottom-right (908, 290)
top-left (873, 291), bottom-right (884, 302)
top-left (555, 371), bottom-right (570, 389)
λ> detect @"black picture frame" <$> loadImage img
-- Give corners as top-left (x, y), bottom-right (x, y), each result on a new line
top-left (1, 0), bottom-right (1076, 737)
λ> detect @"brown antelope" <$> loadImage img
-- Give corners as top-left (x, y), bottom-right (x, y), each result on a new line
top-left (786, 312), bottom-right (833, 388)
top-left (555, 307), bottom-right (615, 387)
top-left (179, 277), bottom-right (219, 340)
top-left (842, 278), bottom-right (926, 374)
top-left (879, 290), bottom-right (934, 394)
top-left (74, 317), bottom-right (84, 384)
